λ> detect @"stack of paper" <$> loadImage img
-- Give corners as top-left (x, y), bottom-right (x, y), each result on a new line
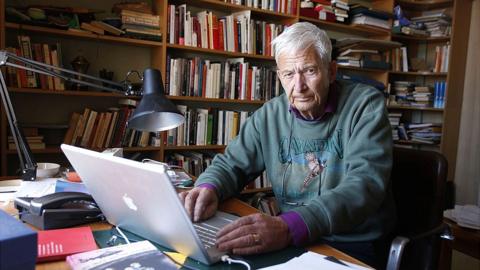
top-left (259, 251), bottom-right (370, 270)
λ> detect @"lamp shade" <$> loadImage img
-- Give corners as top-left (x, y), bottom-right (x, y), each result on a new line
top-left (127, 68), bottom-right (184, 131)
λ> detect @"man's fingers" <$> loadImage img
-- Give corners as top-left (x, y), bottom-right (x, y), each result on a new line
top-left (184, 190), bottom-right (199, 220)
top-left (216, 224), bottom-right (256, 244)
top-left (178, 191), bottom-right (188, 204)
top-left (194, 190), bottom-right (209, 222)
top-left (217, 233), bottom-right (260, 252)
top-left (217, 215), bottom-right (256, 238)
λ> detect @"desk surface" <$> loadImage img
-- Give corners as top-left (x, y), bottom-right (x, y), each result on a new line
top-left (2, 197), bottom-right (370, 270)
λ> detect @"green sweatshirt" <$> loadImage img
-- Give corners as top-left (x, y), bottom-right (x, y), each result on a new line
top-left (196, 80), bottom-right (395, 243)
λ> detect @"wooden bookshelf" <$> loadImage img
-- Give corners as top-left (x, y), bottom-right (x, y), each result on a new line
top-left (396, 0), bottom-right (454, 10)
top-left (164, 145), bottom-right (226, 151)
top-left (167, 44), bottom-right (275, 60)
top-left (5, 22), bottom-right (163, 47)
top-left (298, 16), bottom-right (391, 37)
top-left (391, 34), bottom-right (451, 42)
top-left (389, 71), bottom-right (448, 76)
top-left (0, 0), bottom-right (473, 185)
top-left (388, 105), bottom-right (444, 112)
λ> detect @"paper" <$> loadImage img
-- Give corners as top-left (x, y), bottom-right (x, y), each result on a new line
top-left (0, 179), bottom-right (22, 202)
top-left (258, 251), bottom-right (371, 270)
top-left (13, 178), bottom-right (57, 198)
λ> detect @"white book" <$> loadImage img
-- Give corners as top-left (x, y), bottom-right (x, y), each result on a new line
top-left (401, 47), bottom-right (409, 72)
top-left (169, 5), bottom-right (175, 44)
top-left (176, 105), bottom-right (187, 146)
top-left (197, 11), bottom-right (208, 49)
top-left (184, 10), bottom-right (192, 46)
top-left (251, 66), bottom-right (257, 100)
top-left (205, 60), bottom-right (212, 98)
top-left (217, 110), bottom-right (224, 145)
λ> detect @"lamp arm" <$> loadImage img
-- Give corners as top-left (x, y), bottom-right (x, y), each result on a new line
top-left (0, 50), bottom-right (132, 180)
top-left (1, 51), bottom-right (130, 93)
top-left (0, 70), bottom-right (36, 180)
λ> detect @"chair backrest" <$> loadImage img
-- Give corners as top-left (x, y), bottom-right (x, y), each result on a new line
top-left (390, 147), bottom-right (448, 269)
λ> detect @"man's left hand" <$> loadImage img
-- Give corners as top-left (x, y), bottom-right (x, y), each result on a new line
top-left (216, 213), bottom-right (292, 255)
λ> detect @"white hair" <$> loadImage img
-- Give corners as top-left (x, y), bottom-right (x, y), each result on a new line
top-left (271, 22), bottom-right (332, 67)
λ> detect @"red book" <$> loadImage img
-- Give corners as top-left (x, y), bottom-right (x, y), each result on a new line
top-left (37, 227), bottom-right (97, 262)
top-left (218, 19), bottom-right (225, 51)
top-left (211, 14), bottom-right (220, 50)
top-left (233, 18), bottom-right (239, 52)
top-left (265, 24), bottom-right (271, 56)
top-left (247, 68), bottom-right (253, 100)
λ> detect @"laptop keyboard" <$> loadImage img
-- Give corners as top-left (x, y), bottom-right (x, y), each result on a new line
top-left (193, 223), bottom-right (220, 248)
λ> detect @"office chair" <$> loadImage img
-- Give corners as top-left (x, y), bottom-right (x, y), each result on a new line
top-left (386, 147), bottom-right (453, 270)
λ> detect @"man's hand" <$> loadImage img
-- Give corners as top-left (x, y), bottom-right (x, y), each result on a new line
top-left (216, 213), bottom-right (292, 255)
top-left (179, 187), bottom-right (218, 222)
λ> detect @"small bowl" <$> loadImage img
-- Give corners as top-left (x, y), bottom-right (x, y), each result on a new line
top-left (37, 163), bottom-right (60, 178)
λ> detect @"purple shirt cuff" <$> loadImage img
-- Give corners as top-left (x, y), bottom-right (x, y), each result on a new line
top-left (197, 183), bottom-right (217, 191)
top-left (280, 211), bottom-right (309, 246)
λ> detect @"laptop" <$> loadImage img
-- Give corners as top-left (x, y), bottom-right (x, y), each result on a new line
top-left (61, 144), bottom-right (238, 265)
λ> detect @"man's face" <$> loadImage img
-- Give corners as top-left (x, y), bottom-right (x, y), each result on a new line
top-left (277, 47), bottom-right (335, 119)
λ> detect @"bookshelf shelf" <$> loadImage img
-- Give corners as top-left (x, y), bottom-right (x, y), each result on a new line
top-left (395, 140), bottom-right (440, 146)
top-left (396, 0), bottom-right (453, 10)
top-left (167, 95), bottom-right (265, 105)
top-left (172, 0), bottom-right (297, 21)
top-left (391, 34), bottom-right (451, 42)
top-left (337, 66), bottom-right (389, 73)
top-left (389, 71), bottom-right (448, 76)
top-left (6, 146), bottom-right (163, 154)
top-left (167, 44), bottom-right (275, 61)
top-left (164, 145), bottom-right (226, 151)
top-left (5, 23), bottom-right (163, 47)
top-left (299, 16), bottom-right (390, 36)
top-left (8, 88), bottom-right (141, 99)
top-left (387, 105), bottom-right (444, 112)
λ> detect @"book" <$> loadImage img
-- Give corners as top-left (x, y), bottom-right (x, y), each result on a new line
top-left (80, 22), bottom-right (105, 35)
top-left (37, 226), bottom-right (97, 262)
top-left (67, 240), bottom-right (177, 270)
top-left (90, 21), bottom-right (125, 35)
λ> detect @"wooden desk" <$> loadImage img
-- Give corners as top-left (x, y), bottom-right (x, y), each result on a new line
top-left (1, 198), bottom-right (370, 269)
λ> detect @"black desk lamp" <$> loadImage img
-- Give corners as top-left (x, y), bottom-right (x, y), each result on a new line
top-left (0, 50), bottom-right (184, 181)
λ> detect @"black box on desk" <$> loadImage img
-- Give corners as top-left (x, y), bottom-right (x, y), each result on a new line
top-left (0, 209), bottom-right (37, 270)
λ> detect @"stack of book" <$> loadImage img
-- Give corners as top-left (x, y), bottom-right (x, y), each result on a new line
top-left (166, 56), bottom-right (281, 101)
top-left (332, 0), bottom-right (349, 23)
top-left (433, 43), bottom-right (450, 73)
top-left (391, 46), bottom-right (409, 72)
top-left (409, 86), bottom-right (432, 107)
top-left (433, 81), bottom-right (447, 109)
top-left (166, 151), bottom-right (216, 177)
top-left (63, 99), bottom-right (154, 149)
top-left (337, 72), bottom-right (386, 92)
top-left (391, 81), bottom-right (415, 106)
top-left (299, 0), bottom-right (336, 22)
top-left (8, 135), bottom-right (45, 150)
top-left (167, 105), bottom-right (252, 147)
top-left (406, 123), bottom-right (442, 145)
top-left (6, 35), bottom-right (64, 90)
top-left (388, 112), bottom-right (402, 141)
top-left (168, 5), bottom-right (284, 56)
top-left (411, 8), bottom-right (452, 37)
top-left (335, 38), bottom-right (399, 70)
top-left (349, 3), bottom-right (392, 30)
top-left (392, 25), bottom-right (428, 37)
top-left (119, 9), bottom-right (161, 41)
top-left (241, 0), bottom-right (298, 15)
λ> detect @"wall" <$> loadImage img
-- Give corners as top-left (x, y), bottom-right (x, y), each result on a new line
top-left (451, 0), bottom-right (480, 269)
top-left (454, 0), bottom-right (480, 206)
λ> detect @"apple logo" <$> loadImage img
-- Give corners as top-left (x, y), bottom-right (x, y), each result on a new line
top-left (122, 194), bottom-right (138, 211)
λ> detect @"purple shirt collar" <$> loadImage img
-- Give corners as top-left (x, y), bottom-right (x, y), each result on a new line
top-left (288, 82), bottom-right (338, 122)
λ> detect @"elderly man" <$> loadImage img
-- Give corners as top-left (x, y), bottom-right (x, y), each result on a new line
top-left (179, 22), bottom-right (394, 267)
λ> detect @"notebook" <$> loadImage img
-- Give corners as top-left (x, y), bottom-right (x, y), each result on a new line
top-left (61, 144), bottom-right (238, 265)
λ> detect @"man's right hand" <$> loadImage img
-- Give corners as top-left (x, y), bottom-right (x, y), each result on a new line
top-left (179, 187), bottom-right (218, 222)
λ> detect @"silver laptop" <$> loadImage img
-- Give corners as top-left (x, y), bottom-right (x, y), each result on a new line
top-left (61, 144), bottom-right (238, 265)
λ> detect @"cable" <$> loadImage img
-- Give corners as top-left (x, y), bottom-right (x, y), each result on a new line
top-left (221, 255), bottom-right (251, 270)
top-left (114, 226), bottom-right (131, 244)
